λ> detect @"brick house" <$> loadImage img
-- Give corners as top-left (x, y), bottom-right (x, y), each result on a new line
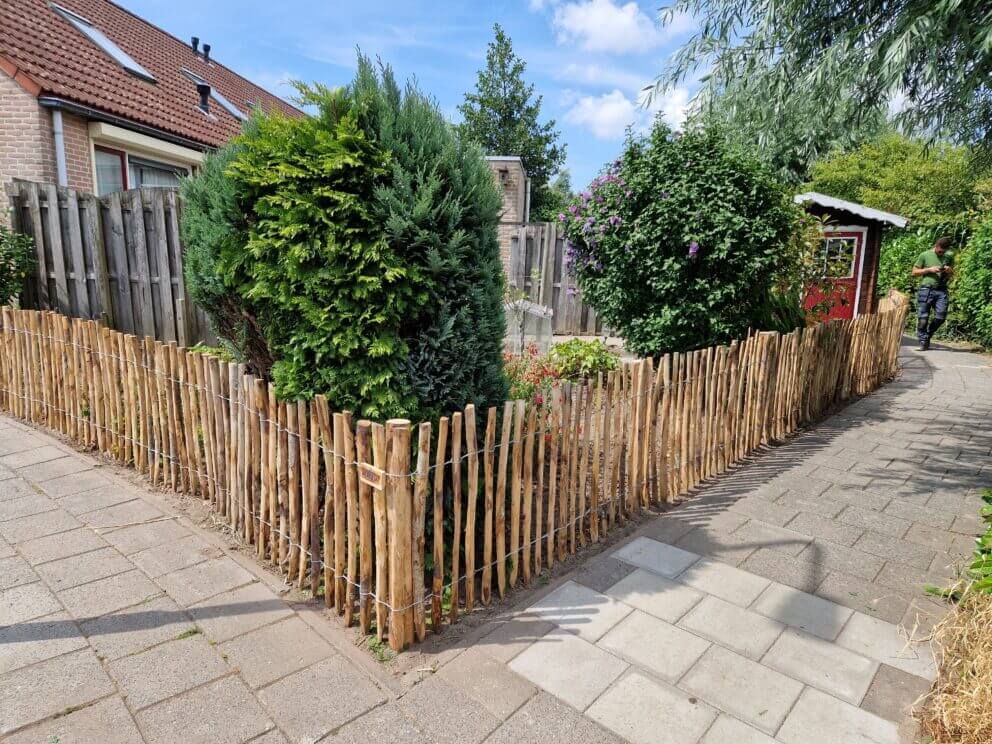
top-left (0, 0), bottom-right (299, 201)
top-left (485, 156), bottom-right (531, 271)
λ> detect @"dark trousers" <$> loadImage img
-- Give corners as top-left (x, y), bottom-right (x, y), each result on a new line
top-left (917, 287), bottom-right (948, 344)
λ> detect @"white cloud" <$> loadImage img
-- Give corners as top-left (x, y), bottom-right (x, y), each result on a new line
top-left (565, 86), bottom-right (690, 139)
top-left (557, 62), bottom-right (647, 91)
top-left (552, 0), bottom-right (689, 54)
top-left (529, 0), bottom-right (556, 9)
top-left (564, 90), bottom-right (639, 139)
top-left (248, 70), bottom-right (300, 105)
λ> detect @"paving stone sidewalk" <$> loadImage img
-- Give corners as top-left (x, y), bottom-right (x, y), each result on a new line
top-left (1, 340), bottom-right (989, 743)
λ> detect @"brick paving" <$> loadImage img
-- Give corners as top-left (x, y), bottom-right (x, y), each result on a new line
top-left (1, 340), bottom-right (989, 742)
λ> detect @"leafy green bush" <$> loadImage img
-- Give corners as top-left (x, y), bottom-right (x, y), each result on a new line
top-left (0, 223), bottom-right (35, 306)
top-left (182, 63), bottom-right (507, 420)
top-left (956, 217), bottom-right (992, 348)
top-left (548, 338), bottom-right (618, 381)
top-left (559, 123), bottom-right (797, 356)
top-left (349, 59), bottom-right (508, 419)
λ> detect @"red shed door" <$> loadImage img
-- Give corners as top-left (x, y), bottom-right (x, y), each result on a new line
top-left (804, 228), bottom-right (867, 321)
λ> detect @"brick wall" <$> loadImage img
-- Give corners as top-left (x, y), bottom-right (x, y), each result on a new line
top-left (62, 111), bottom-right (93, 192)
top-left (0, 68), bottom-right (56, 200)
top-left (488, 159), bottom-right (529, 275)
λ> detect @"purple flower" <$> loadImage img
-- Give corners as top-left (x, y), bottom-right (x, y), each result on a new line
top-left (566, 285), bottom-right (578, 297)
top-left (660, 191), bottom-right (670, 200)
top-left (625, 189), bottom-right (633, 198)
top-left (608, 215), bottom-right (621, 227)
top-left (558, 212), bottom-right (567, 222)
top-left (568, 204), bottom-right (578, 215)
top-left (688, 241), bottom-right (700, 257)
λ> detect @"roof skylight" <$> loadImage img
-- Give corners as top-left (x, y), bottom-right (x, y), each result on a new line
top-left (181, 69), bottom-right (248, 122)
top-left (51, 3), bottom-right (155, 83)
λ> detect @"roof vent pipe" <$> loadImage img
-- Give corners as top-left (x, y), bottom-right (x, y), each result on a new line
top-left (191, 36), bottom-right (199, 53)
top-left (196, 82), bottom-right (211, 113)
top-left (202, 43), bottom-right (210, 63)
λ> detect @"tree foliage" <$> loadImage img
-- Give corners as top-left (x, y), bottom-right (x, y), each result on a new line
top-left (559, 123), bottom-right (798, 357)
top-left (458, 24), bottom-right (566, 221)
top-left (654, 0), bottom-right (992, 166)
top-left (806, 134), bottom-right (985, 224)
top-left (0, 223), bottom-right (35, 307)
top-left (955, 217), bottom-right (992, 348)
top-left (182, 62), bottom-right (508, 419)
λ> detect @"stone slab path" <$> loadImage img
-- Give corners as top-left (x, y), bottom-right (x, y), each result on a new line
top-left (1, 340), bottom-right (989, 743)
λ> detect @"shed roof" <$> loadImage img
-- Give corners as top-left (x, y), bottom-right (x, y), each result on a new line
top-left (794, 192), bottom-right (908, 228)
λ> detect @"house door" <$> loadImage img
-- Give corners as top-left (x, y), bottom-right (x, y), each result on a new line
top-left (803, 229), bottom-right (866, 321)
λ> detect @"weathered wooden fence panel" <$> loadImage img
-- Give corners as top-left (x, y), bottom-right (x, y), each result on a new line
top-left (0, 296), bottom-right (909, 652)
top-left (7, 180), bottom-right (215, 346)
top-left (509, 222), bottom-right (606, 335)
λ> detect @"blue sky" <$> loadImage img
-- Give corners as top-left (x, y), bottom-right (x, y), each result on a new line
top-left (124, 0), bottom-right (698, 188)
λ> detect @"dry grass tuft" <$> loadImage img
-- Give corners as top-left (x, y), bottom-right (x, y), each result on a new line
top-left (917, 591), bottom-right (992, 744)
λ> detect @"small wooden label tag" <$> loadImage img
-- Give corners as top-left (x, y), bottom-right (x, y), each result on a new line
top-left (358, 463), bottom-right (385, 490)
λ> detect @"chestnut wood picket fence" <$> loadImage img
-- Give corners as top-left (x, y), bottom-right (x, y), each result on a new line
top-left (0, 298), bottom-right (908, 651)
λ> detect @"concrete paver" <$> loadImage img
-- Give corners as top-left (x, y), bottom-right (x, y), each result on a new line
top-left (777, 687), bottom-right (899, 744)
top-left (604, 567), bottom-right (704, 622)
top-left (675, 556), bottom-right (770, 607)
top-left (679, 595), bottom-right (784, 660)
top-left (597, 609), bottom-right (710, 681)
top-left (751, 581), bottom-right (854, 640)
top-left (762, 627), bottom-right (878, 704)
top-left (526, 580), bottom-right (631, 642)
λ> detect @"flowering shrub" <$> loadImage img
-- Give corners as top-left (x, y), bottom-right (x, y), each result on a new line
top-left (548, 338), bottom-right (619, 380)
top-left (558, 122), bottom-right (797, 356)
top-left (0, 223), bottom-right (35, 307)
top-left (504, 338), bottom-right (619, 405)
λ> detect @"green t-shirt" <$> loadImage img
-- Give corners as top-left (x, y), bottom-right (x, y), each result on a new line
top-left (914, 249), bottom-right (954, 289)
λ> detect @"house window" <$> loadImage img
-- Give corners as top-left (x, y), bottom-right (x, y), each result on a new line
top-left (821, 237), bottom-right (857, 278)
top-left (50, 3), bottom-right (156, 82)
top-left (94, 146), bottom-right (127, 196)
top-left (128, 156), bottom-right (188, 189)
top-left (180, 69), bottom-right (248, 121)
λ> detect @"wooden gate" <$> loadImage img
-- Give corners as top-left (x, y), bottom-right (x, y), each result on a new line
top-left (6, 180), bottom-right (215, 346)
top-left (508, 222), bottom-right (607, 335)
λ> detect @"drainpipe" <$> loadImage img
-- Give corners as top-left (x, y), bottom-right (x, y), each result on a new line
top-left (51, 109), bottom-right (68, 187)
top-left (523, 175), bottom-right (532, 223)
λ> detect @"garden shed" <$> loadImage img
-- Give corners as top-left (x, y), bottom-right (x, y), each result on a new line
top-left (795, 192), bottom-right (908, 319)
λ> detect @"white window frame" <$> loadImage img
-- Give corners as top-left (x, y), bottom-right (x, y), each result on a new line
top-left (51, 3), bottom-right (156, 83)
top-left (823, 225), bottom-right (869, 317)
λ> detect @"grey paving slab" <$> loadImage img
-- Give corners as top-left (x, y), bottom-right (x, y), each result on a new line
top-left (798, 539), bottom-right (885, 581)
top-left (0, 648), bottom-right (115, 735)
top-left (0, 444), bottom-right (68, 469)
top-left (476, 614), bottom-right (555, 664)
top-left (775, 489), bottom-right (848, 519)
top-left (108, 634), bottom-right (230, 710)
top-left (786, 510), bottom-right (865, 546)
top-left (189, 581), bottom-right (294, 643)
top-left (157, 556), bottom-right (256, 607)
top-left (35, 545), bottom-right (133, 591)
top-left (675, 526), bottom-right (758, 566)
top-left (80, 594), bottom-right (192, 661)
top-left (80, 498), bottom-right (164, 529)
top-left (860, 664), bottom-right (931, 724)
top-left (751, 582), bottom-right (853, 641)
top-left (0, 507), bottom-right (81, 543)
top-left (777, 687), bottom-right (899, 744)
top-left (509, 628), bottom-right (628, 710)
top-left (882, 500), bottom-right (954, 530)
top-left (0, 611), bottom-right (88, 675)
top-left (814, 570), bottom-right (910, 624)
top-left (0, 478), bottom-right (34, 502)
top-left (763, 627), bottom-right (878, 704)
top-left (728, 495), bottom-right (800, 527)
top-left (597, 609), bottom-right (710, 682)
top-left (40, 469), bottom-right (115, 497)
top-left (605, 567), bottom-right (704, 622)
top-left (0, 494), bottom-right (57, 522)
top-left (257, 657), bottom-right (387, 743)
top-left (903, 522), bottom-right (975, 556)
top-left (0, 554), bottom-right (37, 590)
top-left (3, 696), bottom-right (143, 744)
top-left (526, 580), bottom-right (632, 642)
top-left (0, 581), bottom-right (61, 625)
top-left (854, 530), bottom-right (938, 570)
top-left (220, 615), bottom-right (334, 689)
top-left (58, 568), bottom-right (162, 619)
top-left (572, 555), bottom-right (636, 593)
top-left (586, 670), bottom-right (718, 744)
top-left (18, 455), bottom-right (92, 482)
top-left (680, 644), bottom-right (803, 734)
top-left (835, 611), bottom-right (935, 680)
top-left (137, 675), bottom-right (273, 744)
top-left (17, 526), bottom-right (108, 565)
top-left (130, 534), bottom-right (224, 578)
top-left (836, 504), bottom-right (912, 538)
top-left (325, 703), bottom-right (427, 744)
top-left (613, 536), bottom-right (700, 577)
top-left (676, 556), bottom-right (770, 607)
top-left (732, 519), bottom-right (811, 556)
top-left (487, 691), bottom-right (622, 744)
top-left (58, 486), bottom-right (140, 516)
top-left (699, 715), bottom-right (778, 744)
top-left (740, 547), bottom-right (825, 593)
top-left (397, 675), bottom-right (501, 744)
top-left (679, 595), bottom-right (784, 661)
top-left (101, 518), bottom-right (192, 554)
top-left (437, 647), bottom-right (536, 720)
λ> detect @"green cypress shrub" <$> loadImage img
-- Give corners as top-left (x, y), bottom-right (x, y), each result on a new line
top-left (347, 58), bottom-right (508, 417)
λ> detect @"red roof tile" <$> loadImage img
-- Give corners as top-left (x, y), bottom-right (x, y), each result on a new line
top-left (1, 0), bottom-right (302, 148)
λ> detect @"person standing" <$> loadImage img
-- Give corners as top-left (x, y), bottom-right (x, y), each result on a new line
top-left (912, 236), bottom-right (954, 351)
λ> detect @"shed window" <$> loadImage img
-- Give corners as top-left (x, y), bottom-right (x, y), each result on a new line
top-left (51, 3), bottom-right (156, 82)
top-left (821, 237), bottom-right (857, 278)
